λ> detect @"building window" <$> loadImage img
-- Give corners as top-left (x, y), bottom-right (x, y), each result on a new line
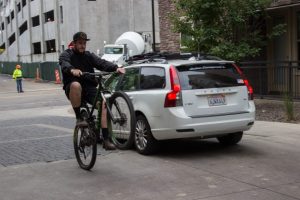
top-left (32, 15), bottom-right (40, 27)
top-left (33, 42), bottom-right (41, 54)
top-left (22, 0), bottom-right (26, 7)
top-left (45, 39), bottom-right (56, 53)
top-left (6, 16), bottom-right (10, 24)
top-left (1, 22), bottom-right (4, 30)
top-left (19, 21), bottom-right (27, 35)
top-left (11, 11), bottom-right (14, 20)
top-left (9, 33), bottom-right (16, 45)
top-left (44, 10), bottom-right (54, 22)
top-left (88, 0), bottom-right (96, 1)
top-left (17, 3), bottom-right (21, 12)
top-left (0, 43), bottom-right (5, 53)
top-left (59, 6), bottom-right (63, 23)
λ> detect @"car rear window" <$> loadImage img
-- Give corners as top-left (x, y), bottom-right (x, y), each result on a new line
top-left (176, 63), bottom-right (244, 90)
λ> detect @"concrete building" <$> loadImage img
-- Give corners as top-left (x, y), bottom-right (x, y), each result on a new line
top-left (0, 0), bottom-right (160, 62)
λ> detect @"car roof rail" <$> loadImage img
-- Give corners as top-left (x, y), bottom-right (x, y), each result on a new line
top-left (125, 52), bottom-right (223, 65)
top-left (125, 52), bottom-right (168, 65)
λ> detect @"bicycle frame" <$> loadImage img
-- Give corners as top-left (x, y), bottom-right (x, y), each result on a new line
top-left (83, 73), bottom-right (124, 132)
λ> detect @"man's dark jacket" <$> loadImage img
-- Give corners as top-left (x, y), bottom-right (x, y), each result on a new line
top-left (59, 49), bottom-right (118, 89)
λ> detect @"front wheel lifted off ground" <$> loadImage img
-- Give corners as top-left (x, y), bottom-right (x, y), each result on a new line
top-left (109, 91), bottom-right (136, 150)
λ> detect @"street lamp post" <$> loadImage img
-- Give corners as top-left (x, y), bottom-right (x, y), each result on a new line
top-left (151, 0), bottom-right (156, 52)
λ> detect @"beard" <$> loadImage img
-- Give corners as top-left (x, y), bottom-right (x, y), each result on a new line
top-left (74, 47), bottom-right (85, 54)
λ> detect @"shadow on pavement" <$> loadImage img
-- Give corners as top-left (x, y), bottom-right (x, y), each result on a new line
top-left (156, 138), bottom-right (263, 159)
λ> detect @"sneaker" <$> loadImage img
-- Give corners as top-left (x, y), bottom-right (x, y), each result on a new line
top-left (76, 118), bottom-right (88, 127)
top-left (103, 140), bottom-right (116, 150)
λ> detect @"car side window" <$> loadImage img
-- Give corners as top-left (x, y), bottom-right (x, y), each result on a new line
top-left (118, 67), bottom-right (140, 91)
top-left (140, 67), bottom-right (165, 90)
top-left (105, 73), bottom-right (120, 91)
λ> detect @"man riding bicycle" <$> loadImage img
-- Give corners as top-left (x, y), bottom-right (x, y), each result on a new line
top-left (59, 32), bottom-right (125, 150)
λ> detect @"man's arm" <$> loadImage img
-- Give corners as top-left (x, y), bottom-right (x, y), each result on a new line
top-left (59, 50), bottom-right (75, 75)
top-left (91, 53), bottom-right (118, 72)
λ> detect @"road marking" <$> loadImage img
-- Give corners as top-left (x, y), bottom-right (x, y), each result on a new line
top-left (0, 92), bottom-right (62, 99)
top-left (0, 100), bottom-right (68, 108)
top-left (34, 124), bottom-right (73, 133)
top-left (1, 124), bottom-right (73, 132)
top-left (0, 105), bottom-right (73, 120)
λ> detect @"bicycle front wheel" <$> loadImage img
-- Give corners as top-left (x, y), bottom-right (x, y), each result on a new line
top-left (74, 125), bottom-right (97, 170)
top-left (108, 91), bottom-right (136, 150)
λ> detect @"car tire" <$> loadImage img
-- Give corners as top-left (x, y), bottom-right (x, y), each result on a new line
top-left (217, 132), bottom-right (243, 145)
top-left (134, 115), bottom-right (160, 155)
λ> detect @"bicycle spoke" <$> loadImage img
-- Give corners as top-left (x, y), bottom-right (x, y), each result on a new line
top-left (109, 91), bottom-right (136, 149)
top-left (74, 125), bottom-right (97, 170)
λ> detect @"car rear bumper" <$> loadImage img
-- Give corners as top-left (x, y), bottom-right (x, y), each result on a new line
top-left (149, 102), bottom-right (255, 140)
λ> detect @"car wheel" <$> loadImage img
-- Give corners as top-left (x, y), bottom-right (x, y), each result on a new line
top-left (134, 115), bottom-right (159, 155)
top-left (217, 132), bottom-right (243, 145)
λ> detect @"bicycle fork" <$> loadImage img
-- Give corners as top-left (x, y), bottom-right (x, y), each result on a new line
top-left (101, 93), bottom-right (126, 126)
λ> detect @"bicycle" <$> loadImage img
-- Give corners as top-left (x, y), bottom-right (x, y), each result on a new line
top-left (73, 71), bottom-right (136, 170)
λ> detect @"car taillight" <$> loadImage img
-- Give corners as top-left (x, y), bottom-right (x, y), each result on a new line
top-left (243, 79), bottom-right (254, 100)
top-left (164, 65), bottom-right (182, 107)
top-left (233, 64), bottom-right (254, 100)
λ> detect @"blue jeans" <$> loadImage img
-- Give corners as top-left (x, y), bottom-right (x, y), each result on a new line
top-left (16, 78), bottom-right (23, 93)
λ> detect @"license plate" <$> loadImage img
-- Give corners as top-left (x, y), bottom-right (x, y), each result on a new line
top-left (208, 95), bottom-right (226, 106)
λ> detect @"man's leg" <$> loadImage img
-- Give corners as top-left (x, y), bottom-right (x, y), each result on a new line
top-left (101, 101), bottom-right (116, 150)
top-left (16, 79), bottom-right (20, 93)
top-left (84, 87), bottom-right (116, 150)
top-left (68, 82), bottom-right (86, 126)
top-left (20, 79), bottom-right (24, 92)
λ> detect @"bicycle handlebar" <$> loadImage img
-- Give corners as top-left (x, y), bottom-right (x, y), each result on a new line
top-left (81, 71), bottom-right (115, 77)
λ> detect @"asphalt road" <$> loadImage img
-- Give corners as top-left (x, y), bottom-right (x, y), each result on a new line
top-left (0, 74), bottom-right (300, 200)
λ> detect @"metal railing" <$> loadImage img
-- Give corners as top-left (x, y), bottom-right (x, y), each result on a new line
top-left (239, 61), bottom-right (300, 99)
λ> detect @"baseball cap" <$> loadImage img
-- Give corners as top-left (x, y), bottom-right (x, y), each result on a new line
top-left (73, 32), bottom-right (90, 41)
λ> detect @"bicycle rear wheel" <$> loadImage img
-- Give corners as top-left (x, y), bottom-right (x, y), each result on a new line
top-left (108, 91), bottom-right (136, 150)
top-left (73, 125), bottom-right (97, 170)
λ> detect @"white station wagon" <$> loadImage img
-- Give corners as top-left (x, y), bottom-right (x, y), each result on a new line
top-left (106, 55), bottom-right (255, 154)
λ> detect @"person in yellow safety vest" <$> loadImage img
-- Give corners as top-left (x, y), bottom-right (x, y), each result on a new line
top-left (12, 64), bottom-right (24, 93)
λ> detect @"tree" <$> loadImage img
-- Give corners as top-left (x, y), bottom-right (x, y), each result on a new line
top-left (171, 0), bottom-right (286, 61)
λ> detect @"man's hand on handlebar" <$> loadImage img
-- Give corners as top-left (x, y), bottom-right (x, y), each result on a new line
top-left (116, 67), bottom-right (125, 74)
top-left (71, 69), bottom-right (83, 77)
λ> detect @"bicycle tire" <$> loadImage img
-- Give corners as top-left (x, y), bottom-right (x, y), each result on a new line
top-left (73, 109), bottom-right (97, 170)
top-left (108, 91), bottom-right (136, 150)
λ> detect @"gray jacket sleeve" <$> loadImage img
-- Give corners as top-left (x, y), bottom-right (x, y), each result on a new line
top-left (59, 50), bottom-right (75, 75)
top-left (91, 53), bottom-right (118, 72)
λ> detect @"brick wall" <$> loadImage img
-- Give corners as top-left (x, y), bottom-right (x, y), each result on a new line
top-left (158, 0), bottom-right (180, 53)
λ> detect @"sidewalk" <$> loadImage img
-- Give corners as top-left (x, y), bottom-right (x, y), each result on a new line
top-left (0, 121), bottom-right (299, 200)
top-left (0, 74), bottom-right (61, 94)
